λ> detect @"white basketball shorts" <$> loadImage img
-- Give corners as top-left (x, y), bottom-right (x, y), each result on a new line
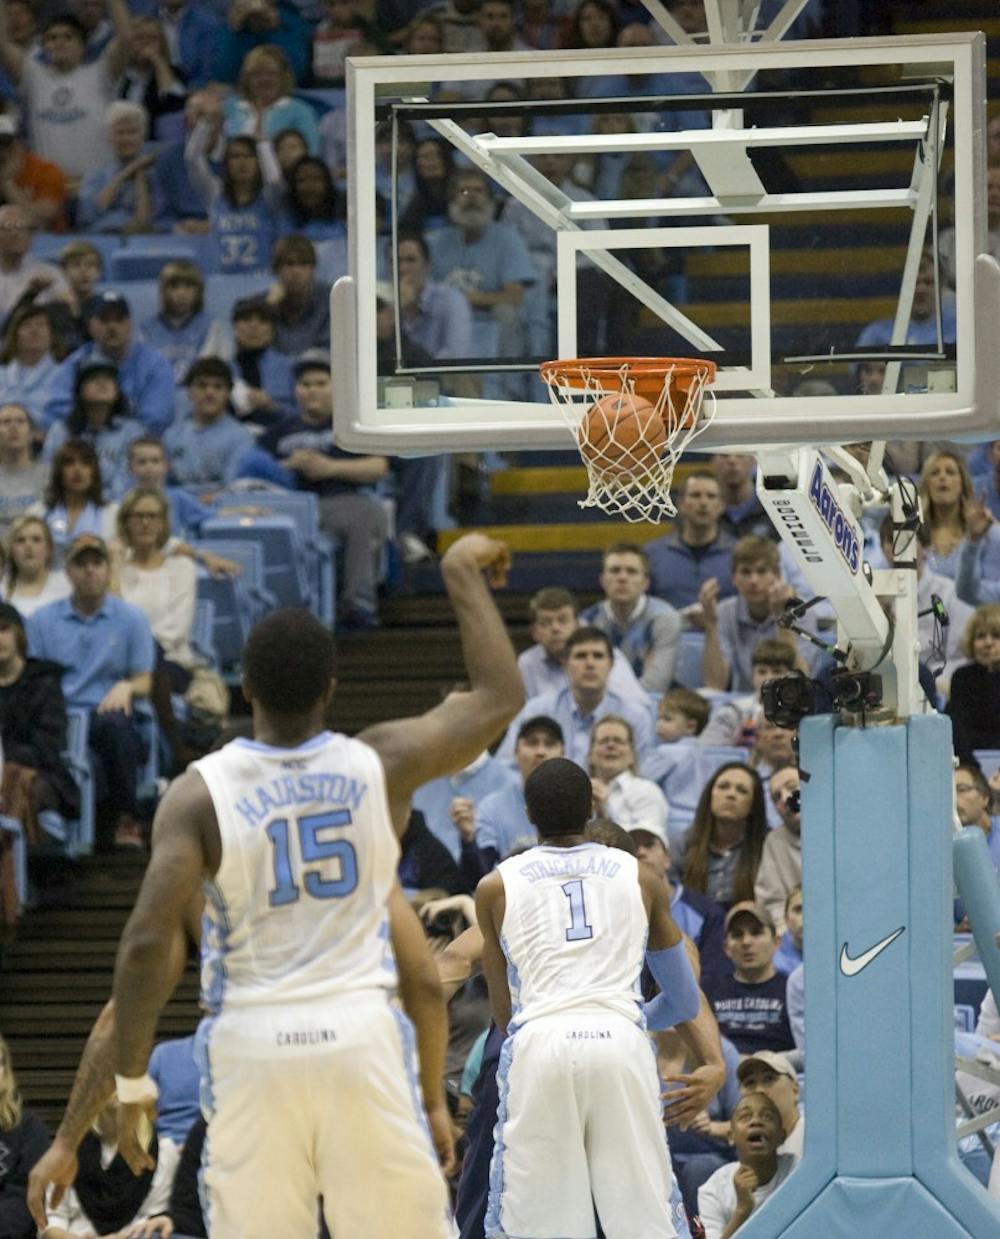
top-left (485, 1010), bottom-right (677, 1239)
top-left (195, 993), bottom-right (457, 1239)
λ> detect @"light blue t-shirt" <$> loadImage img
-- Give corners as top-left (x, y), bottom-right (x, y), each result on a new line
top-left (27, 594), bottom-right (155, 709)
top-left (164, 414), bottom-right (256, 488)
top-left (475, 781), bottom-right (536, 861)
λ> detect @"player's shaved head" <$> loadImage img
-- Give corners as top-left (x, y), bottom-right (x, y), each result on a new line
top-left (584, 817), bottom-right (637, 854)
top-left (243, 608), bottom-right (336, 714)
top-left (525, 757), bottom-right (592, 836)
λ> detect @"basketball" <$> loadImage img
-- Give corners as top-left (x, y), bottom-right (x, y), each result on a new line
top-left (578, 393), bottom-right (666, 477)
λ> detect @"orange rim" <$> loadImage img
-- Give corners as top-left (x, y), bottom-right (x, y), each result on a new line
top-left (540, 356), bottom-right (717, 404)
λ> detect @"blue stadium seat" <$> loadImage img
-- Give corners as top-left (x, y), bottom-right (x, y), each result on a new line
top-left (697, 746), bottom-right (749, 782)
top-left (200, 515), bottom-right (311, 610)
top-left (295, 87), bottom-right (346, 115)
top-left (109, 242), bottom-right (206, 282)
top-left (675, 631), bottom-right (706, 689)
top-left (134, 699), bottom-right (160, 805)
top-left (205, 490), bottom-right (336, 623)
top-left (202, 273), bottom-right (269, 322)
top-left (974, 751), bottom-right (1000, 779)
top-left (38, 708), bottom-right (97, 857)
top-left (28, 232), bottom-right (120, 270)
top-left (95, 279), bottom-right (160, 326)
top-left (195, 542), bottom-right (277, 680)
top-left (190, 598), bottom-right (219, 671)
top-left (2, 814), bottom-right (27, 909)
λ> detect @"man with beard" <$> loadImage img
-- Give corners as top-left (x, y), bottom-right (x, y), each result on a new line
top-left (426, 167), bottom-right (536, 388)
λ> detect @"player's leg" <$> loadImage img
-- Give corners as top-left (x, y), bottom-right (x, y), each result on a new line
top-left (316, 999), bottom-right (457, 1239)
top-left (486, 1017), bottom-right (597, 1239)
top-left (582, 1018), bottom-right (676, 1239)
top-left (455, 1023), bottom-right (504, 1239)
top-left (195, 1015), bottom-right (319, 1239)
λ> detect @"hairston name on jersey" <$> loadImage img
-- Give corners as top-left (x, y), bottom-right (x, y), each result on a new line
top-left (808, 461), bottom-right (861, 574)
top-left (234, 772), bottom-right (369, 827)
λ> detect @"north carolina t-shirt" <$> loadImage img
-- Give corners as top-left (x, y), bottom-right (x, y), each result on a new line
top-left (708, 971), bottom-right (795, 1054)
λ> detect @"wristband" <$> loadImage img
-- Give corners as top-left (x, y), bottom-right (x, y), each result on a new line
top-left (114, 1073), bottom-right (159, 1105)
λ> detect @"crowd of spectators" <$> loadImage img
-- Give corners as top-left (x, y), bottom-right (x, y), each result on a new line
top-left (0, 1), bottom-right (996, 1237)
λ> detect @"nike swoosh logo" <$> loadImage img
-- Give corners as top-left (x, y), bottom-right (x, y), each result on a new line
top-left (839, 927), bottom-right (906, 977)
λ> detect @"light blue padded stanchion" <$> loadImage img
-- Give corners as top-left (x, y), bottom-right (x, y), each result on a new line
top-left (735, 713), bottom-right (1000, 1238)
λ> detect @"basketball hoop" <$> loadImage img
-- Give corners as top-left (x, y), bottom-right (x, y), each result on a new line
top-left (540, 357), bottom-right (717, 523)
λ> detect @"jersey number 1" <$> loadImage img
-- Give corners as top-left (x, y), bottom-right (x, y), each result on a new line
top-left (562, 879), bottom-right (593, 942)
top-left (266, 810), bottom-right (359, 908)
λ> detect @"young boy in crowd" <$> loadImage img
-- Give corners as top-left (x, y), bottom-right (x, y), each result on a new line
top-left (517, 584), bottom-right (648, 702)
top-left (47, 239), bottom-right (104, 352)
top-left (642, 687), bottom-right (710, 852)
top-left (163, 358), bottom-right (254, 488)
top-left (700, 536), bottom-right (796, 691)
top-left (699, 638), bottom-right (797, 748)
top-left (139, 260), bottom-right (226, 386)
top-left (698, 1091), bottom-right (797, 1239)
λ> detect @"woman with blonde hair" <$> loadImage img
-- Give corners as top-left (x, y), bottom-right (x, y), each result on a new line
top-left (918, 449), bottom-right (976, 578)
top-left (677, 762), bottom-right (769, 906)
top-left (4, 514), bottom-right (69, 616)
top-left (117, 487), bottom-right (196, 679)
top-left (947, 603), bottom-right (1000, 760)
top-left (223, 45), bottom-right (319, 152)
top-left (116, 486), bottom-right (204, 773)
top-left (0, 1034), bottom-right (49, 1239)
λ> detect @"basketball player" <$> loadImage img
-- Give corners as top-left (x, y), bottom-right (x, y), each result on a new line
top-left (35, 533), bottom-right (523, 1239)
top-left (477, 757), bottom-right (722, 1239)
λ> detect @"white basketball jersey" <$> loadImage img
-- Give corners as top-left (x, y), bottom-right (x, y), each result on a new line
top-left (498, 843), bottom-right (648, 1027)
top-left (193, 731), bottom-right (399, 1012)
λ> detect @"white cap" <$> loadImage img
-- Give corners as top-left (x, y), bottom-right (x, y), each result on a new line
top-left (626, 822), bottom-right (669, 847)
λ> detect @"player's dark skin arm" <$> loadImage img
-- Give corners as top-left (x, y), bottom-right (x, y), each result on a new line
top-left (640, 866), bottom-right (726, 1127)
top-left (361, 534), bottom-right (524, 834)
top-left (112, 771), bottom-right (219, 1174)
top-left (27, 895), bottom-right (202, 1230)
top-left (388, 885), bottom-right (456, 1174)
top-left (475, 872), bottom-right (512, 1033)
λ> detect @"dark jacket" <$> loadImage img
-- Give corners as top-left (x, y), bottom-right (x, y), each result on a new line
top-left (0, 1108), bottom-right (50, 1239)
top-left (398, 809), bottom-right (467, 896)
top-left (0, 657), bottom-right (79, 817)
top-left (948, 661), bottom-right (1000, 760)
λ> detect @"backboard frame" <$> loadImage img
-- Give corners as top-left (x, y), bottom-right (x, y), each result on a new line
top-left (334, 32), bottom-right (995, 454)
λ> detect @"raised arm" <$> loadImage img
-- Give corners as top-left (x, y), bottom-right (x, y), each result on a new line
top-left (185, 115), bottom-right (223, 209)
top-left (388, 885), bottom-right (455, 1173)
top-left (699, 578), bottom-right (730, 691)
top-left (361, 533), bottom-right (524, 831)
top-left (0, 2), bottom-right (26, 83)
top-left (104, 0), bottom-right (134, 79)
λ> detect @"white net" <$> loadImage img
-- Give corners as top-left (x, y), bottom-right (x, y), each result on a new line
top-left (540, 359), bottom-right (716, 523)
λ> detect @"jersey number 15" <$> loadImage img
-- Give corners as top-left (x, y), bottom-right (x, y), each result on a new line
top-left (266, 810), bottom-right (359, 908)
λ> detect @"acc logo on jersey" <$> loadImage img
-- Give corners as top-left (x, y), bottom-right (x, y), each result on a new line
top-left (808, 462), bottom-right (861, 574)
